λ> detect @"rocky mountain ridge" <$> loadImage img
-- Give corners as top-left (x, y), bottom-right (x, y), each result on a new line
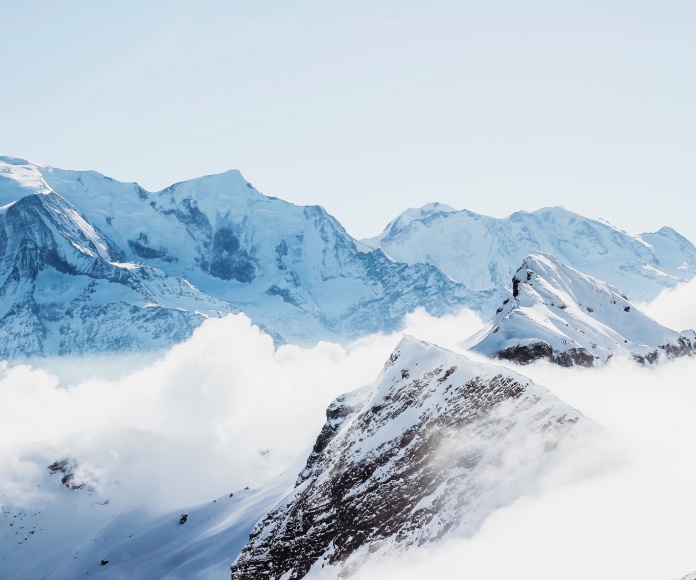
top-left (231, 337), bottom-right (593, 578)
top-left (468, 253), bottom-right (696, 367)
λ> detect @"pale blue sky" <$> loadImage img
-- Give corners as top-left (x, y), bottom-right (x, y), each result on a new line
top-left (1, 0), bottom-right (695, 240)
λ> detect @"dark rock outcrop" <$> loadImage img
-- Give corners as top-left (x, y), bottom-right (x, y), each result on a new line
top-left (497, 342), bottom-right (596, 367)
top-left (47, 458), bottom-right (90, 491)
top-left (231, 338), bottom-right (589, 578)
top-left (471, 254), bottom-right (696, 368)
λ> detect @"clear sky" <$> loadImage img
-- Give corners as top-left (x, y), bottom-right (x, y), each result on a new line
top-left (1, 0), bottom-right (695, 241)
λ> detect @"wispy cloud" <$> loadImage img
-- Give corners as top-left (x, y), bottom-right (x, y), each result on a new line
top-left (0, 308), bottom-right (484, 512)
top-left (356, 354), bottom-right (696, 580)
top-left (7, 300), bottom-right (695, 580)
top-left (641, 278), bottom-right (696, 333)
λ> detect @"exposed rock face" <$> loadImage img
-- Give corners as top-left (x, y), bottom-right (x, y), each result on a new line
top-left (497, 342), bottom-right (596, 368)
top-left (631, 330), bottom-right (696, 366)
top-left (231, 338), bottom-right (590, 578)
top-left (47, 458), bottom-right (93, 491)
top-left (469, 253), bottom-right (696, 367)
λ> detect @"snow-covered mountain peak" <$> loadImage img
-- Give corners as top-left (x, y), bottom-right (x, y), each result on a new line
top-left (510, 252), bottom-right (624, 306)
top-left (232, 338), bottom-right (593, 578)
top-left (512, 205), bottom-right (567, 219)
top-left (469, 253), bottom-right (695, 366)
top-left (411, 201), bottom-right (457, 216)
top-left (154, 169), bottom-right (267, 221)
top-left (0, 155), bottom-right (35, 165)
top-left (364, 201), bottom-right (458, 247)
top-left (0, 157), bottom-right (52, 202)
top-left (391, 201), bottom-right (458, 221)
top-left (365, 203), bottom-right (696, 304)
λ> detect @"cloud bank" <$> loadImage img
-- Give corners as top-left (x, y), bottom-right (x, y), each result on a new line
top-left (641, 278), bottom-right (696, 333)
top-left (4, 297), bottom-right (696, 580)
top-left (355, 355), bottom-right (696, 580)
top-left (0, 307), bottom-right (484, 512)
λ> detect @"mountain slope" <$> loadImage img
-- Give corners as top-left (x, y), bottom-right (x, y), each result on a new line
top-left (0, 457), bottom-right (295, 580)
top-left (231, 337), bottom-right (593, 578)
top-left (468, 253), bottom-right (696, 367)
top-left (0, 162), bottom-right (234, 357)
top-left (0, 157), bottom-right (484, 351)
top-left (363, 204), bottom-right (696, 304)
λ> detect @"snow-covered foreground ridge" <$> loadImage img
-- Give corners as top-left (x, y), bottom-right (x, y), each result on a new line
top-left (0, 156), bottom-right (481, 356)
top-left (468, 253), bottom-right (696, 367)
top-left (0, 330), bottom-right (597, 579)
top-left (232, 338), bottom-right (596, 578)
top-left (0, 454), bottom-right (297, 580)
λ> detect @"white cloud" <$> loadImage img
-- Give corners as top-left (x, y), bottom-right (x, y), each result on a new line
top-left (639, 279), bottom-right (696, 333)
top-left (356, 355), bottom-right (696, 580)
top-left (0, 308), bottom-right (485, 512)
top-left (12, 300), bottom-right (696, 580)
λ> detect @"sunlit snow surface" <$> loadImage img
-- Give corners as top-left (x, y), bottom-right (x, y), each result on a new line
top-left (2, 157), bottom-right (696, 579)
top-left (0, 458), bottom-right (296, 580)
top-left (0, 157), bottom-right (479, 355)
top-left (364, 203), bottom-right (696, 303)
top-left (469, 253), bottom-right (693, 365)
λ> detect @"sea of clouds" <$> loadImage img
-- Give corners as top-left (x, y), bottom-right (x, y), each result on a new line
top-left (356, 354), bottom-right (696, 580)
top-left (355, 281), bottom-right (696, 580)
top-left (2, 281), bottom-right (696, 579)
top-left (0, 308), bottom-right (484, 511)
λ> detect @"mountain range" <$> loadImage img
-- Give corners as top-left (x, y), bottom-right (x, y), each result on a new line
top-left (2, 156), bottom-right (696, 579)
top-left (363, 202), bottom-right (696, 303)
top-left (3, 156), bottom-right (696, 359)
top-left (0, 156), bottom-right (482, 356)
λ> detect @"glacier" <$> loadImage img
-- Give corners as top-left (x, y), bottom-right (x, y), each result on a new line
top-left (0, 156), bottom-right (482, 357)
top-left (364, 203), bottom-right (696, 303)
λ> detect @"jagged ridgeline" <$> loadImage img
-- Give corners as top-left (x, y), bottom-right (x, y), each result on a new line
top-left (363, 203), bottom-right (696, 303)
top-left (467, 253), bottom-right (696, 367)
top-left (0, 157), bottom-right (484, 357)
top-left (2, 155), bottom-right (696, 358)
top-left (231, 338), bottom-right (595, 578)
